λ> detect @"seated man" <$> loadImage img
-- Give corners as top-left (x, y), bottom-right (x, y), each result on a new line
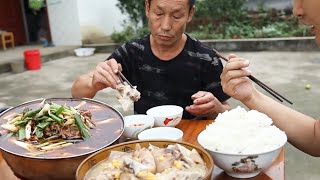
top-left (72, 0), bottom-right (230, 119)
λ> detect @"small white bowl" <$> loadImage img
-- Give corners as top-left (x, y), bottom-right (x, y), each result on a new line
top-left (146, 105), bottom-right (183, 127)
top-left (138, 127), bottom-right (183, 141)
top-left (197, 131), bottom-right (286, 178)
top-left (123, 115), bottom-right (154, 140)
top-left (74, 48), bottom-right (96, 57)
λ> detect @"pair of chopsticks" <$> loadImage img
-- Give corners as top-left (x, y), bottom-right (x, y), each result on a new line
top-left (213, 49), bottom-right (293, 104)
top-left (118, 71), bottom-right (134, 88)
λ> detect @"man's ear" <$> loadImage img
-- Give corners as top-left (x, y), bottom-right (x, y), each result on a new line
top-left (187, 5), bottom-right (195, 23)
top-left (145, 0), bottom-right (150, 18)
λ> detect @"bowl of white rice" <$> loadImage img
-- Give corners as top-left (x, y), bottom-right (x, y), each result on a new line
top-left (197, 106), bottom-right (287, 178)
top-left (146, 105), bottom-right (183, 127)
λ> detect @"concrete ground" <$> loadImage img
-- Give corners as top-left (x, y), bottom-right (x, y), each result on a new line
top-left (0, 51), bottom-right (320, 179)
top-left (0, 45), bottom-right (78, 74)
top-left (0, 45), bottom-right (77, 64)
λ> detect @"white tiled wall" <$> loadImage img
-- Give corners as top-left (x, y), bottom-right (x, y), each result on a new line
top-left (47, 0), bottom-right (82, 45)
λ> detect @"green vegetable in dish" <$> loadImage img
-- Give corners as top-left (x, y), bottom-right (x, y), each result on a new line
top-left (0, 101), bottom-right (95, 152)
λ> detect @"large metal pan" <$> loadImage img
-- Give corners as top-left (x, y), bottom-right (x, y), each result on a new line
top-left (0, 98), bottom-right (124, 180)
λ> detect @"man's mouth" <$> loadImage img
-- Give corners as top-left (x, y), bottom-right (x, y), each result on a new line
top-left (158, 34), bottom-right (173, 38)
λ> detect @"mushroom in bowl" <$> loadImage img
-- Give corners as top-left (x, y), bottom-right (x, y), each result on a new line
top-left (146, 105), bottom-right (183, 127)
top-left (197, 106), bottom-right (287, 178)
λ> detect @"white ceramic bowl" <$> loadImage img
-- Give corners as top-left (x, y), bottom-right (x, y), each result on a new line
top-left (146, 105), bottom-right (183, 127)
top-left (138, 127), bottom-right (183, 141)
top-left (123, 114), bottom-right (154, 140)
top-left (197, 131), bottom-right (286, 178)
top-left (74, 48), bottom-right (96, 57)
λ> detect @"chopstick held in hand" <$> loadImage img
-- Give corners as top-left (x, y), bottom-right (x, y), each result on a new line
top-left (118, 71), bottom-right (134, 89)
top-left (214, 49), bottom-right (293, 105)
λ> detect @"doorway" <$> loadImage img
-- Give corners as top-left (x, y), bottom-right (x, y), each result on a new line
top-left (23, 0), bottom-right (51, 45)
top-left (0, 0), bottom-right (26, 45)
top-left (0, 0), bottom-right (51, 45)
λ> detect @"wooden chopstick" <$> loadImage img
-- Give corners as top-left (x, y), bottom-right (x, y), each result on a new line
top-left (213, 49), bottom-right (293, 104)
top-left (118, 71), bottom-right (134, 88)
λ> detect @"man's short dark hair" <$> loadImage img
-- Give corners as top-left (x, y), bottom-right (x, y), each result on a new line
top-left (147, 0), bottom-right (196, 10)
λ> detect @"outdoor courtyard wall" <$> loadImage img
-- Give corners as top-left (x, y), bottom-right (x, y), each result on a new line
top-left (86, 37), bottom-right (318, 53)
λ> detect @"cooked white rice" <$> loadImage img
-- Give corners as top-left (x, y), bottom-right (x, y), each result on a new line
top-left (201, 106), bottom-right (287, 154)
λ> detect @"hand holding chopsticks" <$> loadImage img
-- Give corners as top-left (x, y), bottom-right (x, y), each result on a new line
top-left (118, 71), bottom-right (134, 89)
top-left (215, 49), bottom-right (293, 104)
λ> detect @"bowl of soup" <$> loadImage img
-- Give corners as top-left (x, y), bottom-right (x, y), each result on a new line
top-left (0, 98), bottom-right (125, 180)
top-left (77, 140), bottom-right (214, 180)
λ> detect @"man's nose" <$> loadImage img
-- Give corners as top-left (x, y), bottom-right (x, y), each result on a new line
top-left (292, 0), bottom-right (303, 18)
top-left (161, 16), bottom-right (172, 31)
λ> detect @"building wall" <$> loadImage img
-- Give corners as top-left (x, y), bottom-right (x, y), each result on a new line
top-left (77, 0), bottom-right (128, 43)
top-left (246, 0), bottom-right (293, 10)
top-left (47, 0), bottom-right (82, 45)
top-left (46, 0), bottom-right (128, 45)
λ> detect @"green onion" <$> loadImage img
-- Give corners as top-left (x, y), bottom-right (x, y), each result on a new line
top-left (24, 109), bottom-right (41, 119)
top-left (55, 106), bottom-right (64, 116)
top-left (36, 115), bottom-right (50, 121)
top-left (35, 104), bottom-right (50, 118)
top-left (18, 126), bottom-right (26, 140)
top-left (74, 113), bottom-right (90, 139)
top-left (35, 127), bottom-right (44, 138)
top-left (48, 114), bottom-right (64, 125)
top-left (14, 117), bottom-right (32, 126)
top-left (37, 121), bottom-right (51, 129)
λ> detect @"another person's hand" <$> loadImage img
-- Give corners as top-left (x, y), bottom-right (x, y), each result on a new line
top-left (220, 54), bottom-right (255, 103)
top-left (186, 91), bottom-right (226, 118)
top-left (91, 58), bottom-right (122, 90)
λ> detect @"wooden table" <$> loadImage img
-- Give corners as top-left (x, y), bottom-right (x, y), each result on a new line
top-left (0, 120), bottom-right (284, 180)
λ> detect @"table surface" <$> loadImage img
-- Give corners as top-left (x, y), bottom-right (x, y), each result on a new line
top-left (0, 119), bottom-right (284, 180)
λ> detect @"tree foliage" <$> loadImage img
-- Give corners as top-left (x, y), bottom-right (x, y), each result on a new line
top-left (195, 0), bottom-right (248, 22)
top-left (116, 0), bottom-right (147, 26)
top-left (112, 0), bottom-right (311, 43)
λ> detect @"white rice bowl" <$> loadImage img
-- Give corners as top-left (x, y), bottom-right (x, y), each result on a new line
top-left (197, 106), bottom-right (287, 178)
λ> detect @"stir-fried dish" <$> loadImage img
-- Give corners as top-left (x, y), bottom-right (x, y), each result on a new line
top-left (85, 144), bottom-right (207, 180)
top-left (0, 101), bottom-right (95, 152)
top-left (116, 82), bottom-right (141, 111)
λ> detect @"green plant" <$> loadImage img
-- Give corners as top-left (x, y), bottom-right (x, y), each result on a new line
top-left (111, 25), bottom-right (150, 43)
top-left (111, 26), bottom-right (135, 43)
top-left (116, 0), bottom-right (147, 26)
top-left (113, 1), bottom-right (312, 42)
top-left (195, 0), bottom-right (248, 22)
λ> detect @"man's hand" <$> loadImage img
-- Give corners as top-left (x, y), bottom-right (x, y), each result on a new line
top-left (91, 58), bottom-right (122, 90)
top-left (185, 91), bottom-right (229, 118)
top-left (71, 58), bottom-right (123, 99)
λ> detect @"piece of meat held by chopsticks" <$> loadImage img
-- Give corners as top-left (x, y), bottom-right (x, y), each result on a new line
top-left (116, 81), bottom-right (141, 112)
